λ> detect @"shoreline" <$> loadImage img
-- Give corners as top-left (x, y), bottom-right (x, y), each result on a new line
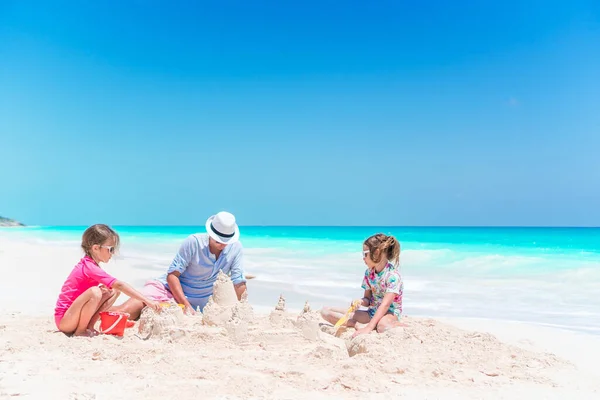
top-left (1, 234), bottom-right (599, 334)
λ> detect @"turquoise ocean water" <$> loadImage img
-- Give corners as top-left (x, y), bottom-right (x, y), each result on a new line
top-left (2, 226), bottom-right (600, 334)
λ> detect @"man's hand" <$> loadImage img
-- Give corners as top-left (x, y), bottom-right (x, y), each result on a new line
top-left (183, 304), bottom-right (197, 316)
top-left (99, 285), bottom-right (114, 297)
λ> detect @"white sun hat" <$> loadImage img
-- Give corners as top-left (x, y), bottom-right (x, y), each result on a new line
top-left (205, 211), bottom-right (240, 244)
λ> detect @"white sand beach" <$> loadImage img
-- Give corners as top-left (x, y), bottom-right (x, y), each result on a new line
top-left (1, 237), bottom-right (599, 399)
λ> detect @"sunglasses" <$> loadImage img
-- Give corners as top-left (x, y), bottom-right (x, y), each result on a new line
top-left (101, 245), bottom-right (115, 254)
top-left (362, 250), bottom-right (370, 258)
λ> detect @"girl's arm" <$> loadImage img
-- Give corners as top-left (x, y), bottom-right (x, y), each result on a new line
top-left (364, 292), bottom-right (396, 331)
top-left (112, 280), bottom-right (161, 312)
top-left (359, 289), bottom-right (372, 307)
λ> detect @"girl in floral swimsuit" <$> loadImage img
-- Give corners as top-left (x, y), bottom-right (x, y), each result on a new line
top-left (321, 233), bottom-right (404, 337)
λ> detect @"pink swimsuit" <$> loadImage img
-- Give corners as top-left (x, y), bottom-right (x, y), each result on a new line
top-left (54, 255), bottom-right (117, 329)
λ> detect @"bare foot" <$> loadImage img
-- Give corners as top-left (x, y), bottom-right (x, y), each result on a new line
top-left (73, 329), bottom-right (99, 337)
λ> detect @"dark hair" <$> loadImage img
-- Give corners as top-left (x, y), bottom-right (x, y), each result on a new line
top-left (81, 224), bottom-right (120, 257)
top-left (364, 233), bottom-right (400, 267)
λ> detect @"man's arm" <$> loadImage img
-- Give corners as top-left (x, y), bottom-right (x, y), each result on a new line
top-left (166, 235), bottom-right (197, 313)
top-left (166, 271), bottom-right (194, 311)
top-left (234, 282), bottom-right (247, 301)
top-left (229, 244), bottom-right (247, 301)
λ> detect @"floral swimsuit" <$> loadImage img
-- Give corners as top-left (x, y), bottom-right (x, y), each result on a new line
top-left (361, 262), bottom-right (403, 319)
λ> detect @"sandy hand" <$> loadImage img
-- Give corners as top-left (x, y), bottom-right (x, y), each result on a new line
top-left (145, 300), bottom-right (162, 313)
top-left (99, 285), bottom-right (113, 297)
top-left (334, 300), bottom-right (363, 330)
top-left (350, 299), bottom-right (362, 310)
top-left (352, 326), bottom-right (373, 338)
top-left (184, 305), bottom-right (197, 316)
top-left (74, 328), bottom-right (100, 337)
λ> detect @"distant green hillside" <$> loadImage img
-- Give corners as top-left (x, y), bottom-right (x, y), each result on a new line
top-left (0, 216), bottom-right (25, 227)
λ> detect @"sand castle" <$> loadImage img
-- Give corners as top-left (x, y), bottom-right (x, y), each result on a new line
top-left (137, 302), bottom-right (187, 341)
top-left (125, 272), bottom-right (575, 395)
top-left (203, 270), bottom-right (253, 325)
top-left (202, 271), bottom-right (254, 343)
top-left (137, 271), bottom-right (254, 344)
top-left (268, 294), bottom-right (296, 328)
top-left (293, 300), bottom-right (324, 341)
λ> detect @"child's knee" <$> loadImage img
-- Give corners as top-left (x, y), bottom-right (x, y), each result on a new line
top-left (376, 323), bottom-right (389, 333)
top-left (89, 286), bottom-right (103, 301)
top-left (377, 317), bottom-right (402, 333)
top-left (320, 307), bottom-right (332, 319)
top-left (376, 318), bottom-right (395, 333)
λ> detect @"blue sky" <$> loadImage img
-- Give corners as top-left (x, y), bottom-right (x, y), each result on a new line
top-left (1, 1), bottom-right (599, 226)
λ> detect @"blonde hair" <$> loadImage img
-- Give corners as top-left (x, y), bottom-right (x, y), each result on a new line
top-left (364, 233), bottom-right (400, 267)
top-left (81, 224), bottom-right (120, 257)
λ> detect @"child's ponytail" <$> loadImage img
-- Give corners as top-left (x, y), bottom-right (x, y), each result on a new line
top-left (384, 236), bottom-right (400, 267)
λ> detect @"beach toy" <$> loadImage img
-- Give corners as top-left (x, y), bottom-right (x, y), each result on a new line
top-left (334, 300), bottom-right (362, 333)
top-left (99, 311), bottom-right (130, 336)
top-left (160, 302), bottom-right (185, 310)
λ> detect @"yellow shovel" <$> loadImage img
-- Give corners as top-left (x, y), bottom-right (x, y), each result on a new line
top-left (334, 300), bottom-right (362, 333)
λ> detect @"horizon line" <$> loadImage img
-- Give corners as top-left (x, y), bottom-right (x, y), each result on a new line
top-left (4, 224), bottom-right (600, 229)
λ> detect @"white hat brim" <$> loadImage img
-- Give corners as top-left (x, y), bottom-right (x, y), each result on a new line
top-left (205, 215), bottom-right (240, 244)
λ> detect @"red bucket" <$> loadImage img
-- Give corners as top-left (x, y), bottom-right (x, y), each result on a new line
top-left (99, 311), bottom-right (129, 336)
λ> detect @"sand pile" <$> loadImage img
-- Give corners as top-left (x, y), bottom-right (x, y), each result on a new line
top-left (0, 305), bottom-right (590, 400)
top-left (136, 302), bottom-right (187, 341)
top-left (122, 279), bottom-right (572, 390)
top-left (328, 317), bottom-right (570, 386)
top-left (268, 294), bottom-right (295, 329)
top-left (201, 271), bottom-right (253, 343)
top-left (135, 272), bottom-right (253, 344)
top-left (294, 301), bottom-right (324, 341)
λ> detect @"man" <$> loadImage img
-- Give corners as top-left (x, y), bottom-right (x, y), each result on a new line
top-left (113, 211), bottom-right (247, 320)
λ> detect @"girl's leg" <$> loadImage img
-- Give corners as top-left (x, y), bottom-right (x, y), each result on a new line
top-left (376, 314), bottom-right (407, 333)
top-left (320, 306), bottom-right (348, 325)
top-left (320, 307), bottom-right (371, 327)
top-left (110, 298), bottom-right (145, 320)
top-left (87, 289), bottom-right (121, 332)
top-left (58, 287), bottom-right (103, 336)
top-left (347, 310), bottom-right (371, 328)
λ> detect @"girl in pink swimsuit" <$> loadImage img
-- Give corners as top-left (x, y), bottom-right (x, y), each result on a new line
top-left (54, 224), bottom-right (161, 336)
